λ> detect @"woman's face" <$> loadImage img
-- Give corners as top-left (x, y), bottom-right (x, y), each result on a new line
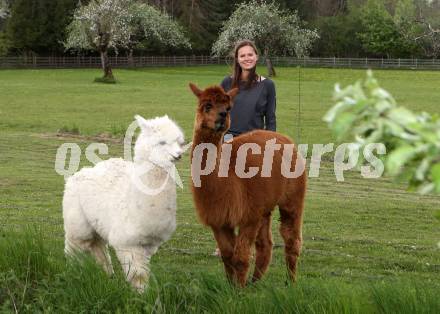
top-left (237, 45), bottom-right (258, 71)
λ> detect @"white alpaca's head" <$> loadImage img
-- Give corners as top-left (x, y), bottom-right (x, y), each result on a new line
top-left (134, 115), bottom-right (185, 166)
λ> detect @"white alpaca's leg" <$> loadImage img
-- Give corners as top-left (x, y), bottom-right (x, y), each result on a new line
top-left (114, 246), bottom-right (156, 292)
top-left (64, 237), bottom-right (95, 257)
top-left (65, 237), bottom-right (84, 256)
top-left (89, 238), bottom-right (114, 275)
top-left (63, 188), bottom-right (94, 255)
top-left (63, 191), bottom-right (114, 274)
top-left (65, 236), bottom-right (113, 275)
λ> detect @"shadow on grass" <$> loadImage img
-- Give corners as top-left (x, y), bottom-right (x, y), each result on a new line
top-left (0, 228), bottom-right (439, 313)
top-left (94, 77), bottom-right (117, 84)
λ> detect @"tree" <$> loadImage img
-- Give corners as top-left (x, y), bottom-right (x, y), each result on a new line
top-left (5, 0), bottom-right (77, 55)
top-left (413, 0), bottom-right (440, 57)
top-left (414, 20), bottom-right (440, 57)
top-left (0, 0), bottom-right (8, 20)
top-left (175, 0), bottom-right (229, 53)
top-left (64, 0), bottom-right (191, 81)
top-left (394, 0), bottom-right (417, 32)
top-left (0, 0), bottom-right (9, 56)
top-left (354, 0), bottom-right (440, 57)
top-left (311, 12), bottom-right (364, 57)
top-left (309, 0), bottom-right (347, 16)
top-left (357, 0), bottom-right (403, 57)
top-left (356, 0), bottom-right (424, 57)
top-left (324, 71), bottom-right (440, 195)
top-left (211, 0), bottom-right (318, 77)
top-left (144, 0), bottom-right (233, 54)
top-left (393, 0), bottom-right (423, 55)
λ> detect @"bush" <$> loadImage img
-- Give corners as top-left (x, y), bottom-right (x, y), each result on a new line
top-left (0, 31), bottom-right (10, 56)
top-left (58, 124), bottom-right (80, 135)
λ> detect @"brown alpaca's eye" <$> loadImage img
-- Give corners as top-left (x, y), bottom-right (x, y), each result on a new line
top-left (226, 106), bottom-right (231, 112)
top-left (204, 103), bottom-right (212, 112)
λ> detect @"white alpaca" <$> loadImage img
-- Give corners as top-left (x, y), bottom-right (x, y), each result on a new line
top-left (63, 115), bottom-right (185, 291)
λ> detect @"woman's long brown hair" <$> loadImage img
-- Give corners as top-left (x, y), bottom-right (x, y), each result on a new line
top-left (232, 40), bottom-right (259, 89)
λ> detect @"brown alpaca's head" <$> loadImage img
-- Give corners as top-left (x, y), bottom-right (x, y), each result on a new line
top-left (189, 83), bottom-right (239, 134)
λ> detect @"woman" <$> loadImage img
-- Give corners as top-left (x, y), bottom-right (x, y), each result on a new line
top-left (220, 39), bottom-right (277, 142)
top-left (214, 40), bottom-right (277, 256)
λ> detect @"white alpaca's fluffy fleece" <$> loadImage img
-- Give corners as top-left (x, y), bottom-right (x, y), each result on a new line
top-left (63, 115), bottom-right (185, 291)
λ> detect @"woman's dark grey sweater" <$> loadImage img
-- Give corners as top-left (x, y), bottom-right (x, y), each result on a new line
top-left (221, 76), bottom-right (276, 136)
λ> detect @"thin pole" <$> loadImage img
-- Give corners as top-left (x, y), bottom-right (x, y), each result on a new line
top-left (297, 65), bottom-right (301, 144)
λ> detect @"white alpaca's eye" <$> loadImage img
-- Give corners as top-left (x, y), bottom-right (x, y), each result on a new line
top-left (159, 141), bottom-right (166, 145)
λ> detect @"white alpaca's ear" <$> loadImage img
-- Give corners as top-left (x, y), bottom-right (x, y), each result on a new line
top-left (135, 115), bottom-right (152, 132)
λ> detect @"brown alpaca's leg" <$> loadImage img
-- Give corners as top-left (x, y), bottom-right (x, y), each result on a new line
top-left (279, 207), bottom-right (303, 282)
top-left (212, 227), bottom-right (236, 282)
top-left (232, 224), bottom-right (259, 287)
top-left (251, 214), bottom-right (273, 282)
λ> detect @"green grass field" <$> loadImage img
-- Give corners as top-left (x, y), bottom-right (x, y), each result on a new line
top-left (1, 66), bottom-right (440, 313)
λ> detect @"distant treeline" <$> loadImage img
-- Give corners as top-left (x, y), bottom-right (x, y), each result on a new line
top-left (0, 0), bottom-right (439, 58)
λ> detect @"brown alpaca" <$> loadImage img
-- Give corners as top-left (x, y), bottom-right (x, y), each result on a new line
top-left (189, 83), bottom-right (307, 287)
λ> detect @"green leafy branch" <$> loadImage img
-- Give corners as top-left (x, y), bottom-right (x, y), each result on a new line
top-left (324, 70), bottom-right (440, 195)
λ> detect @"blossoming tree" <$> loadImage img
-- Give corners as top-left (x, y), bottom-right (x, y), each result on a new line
top-left (65, 0), bottom-right (191, 81)
top-left (211, 0), bottom-right (318, 77)
top-left (0, 0), bottom-right (8, 19)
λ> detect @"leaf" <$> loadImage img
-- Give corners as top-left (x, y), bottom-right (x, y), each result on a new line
top-left (387, 107), bottom-right (418, 125)
top-left (364, 70), bottom-right (378, 90)
top-left (323, 101), bottom-right (353, 123)
top-left (385, 145), bottom-right (416, 175)
top-left (415, 157), bottom-right (433, 181)
top-left (383, 120), bottom-right (404, 136)
top-left (374, 99), bottom-right (393, 113)
top-left (417, 183), bottom-right (434, 195)
top-left (372, 87), bottom-right (393, 101)
top-left (333, 112), bottom-right (357, 141)
top-left (404, 121), bottom-right (424, 133)
top-left (349, 99), bottom-right (370, 116)
top-left (365, 129), bottom-right (384, 144)
top-left (398, 132), bottom-right (420, 141)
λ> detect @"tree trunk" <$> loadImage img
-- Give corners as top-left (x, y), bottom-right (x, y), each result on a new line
top-left (100, 49), bottom-right (114, 79)
top-left (189, 0), bottom-right (196, 28)
top-left (128, 48), bottom-right (134, 67)
top-left (264, 48), bottom-right (276, 77)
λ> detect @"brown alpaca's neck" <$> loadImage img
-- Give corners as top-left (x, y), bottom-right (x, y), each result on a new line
top-left (192, 127), bottom-right (223, 148)
top-left (191, 127), bottom-right (231, 189)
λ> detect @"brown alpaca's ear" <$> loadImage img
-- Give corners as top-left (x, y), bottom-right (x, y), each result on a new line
top-left (189, 83), bottom-right (202, 98)
top-left (227, 88), bottom-right (239, 100)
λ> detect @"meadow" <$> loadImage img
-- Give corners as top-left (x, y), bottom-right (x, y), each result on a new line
top-left (0, 66), bottom-right (439, 313)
